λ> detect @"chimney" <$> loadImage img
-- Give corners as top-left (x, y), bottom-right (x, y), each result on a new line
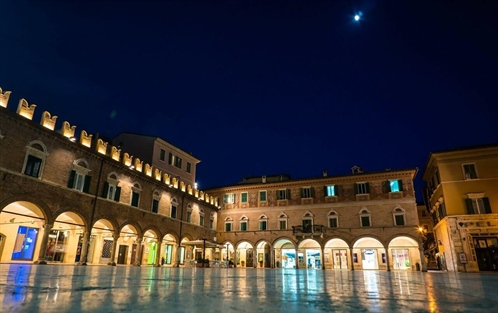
top-left (262, 175), bottom-right (267, 183)
top-left (322, 170), bottom-right (328, 177)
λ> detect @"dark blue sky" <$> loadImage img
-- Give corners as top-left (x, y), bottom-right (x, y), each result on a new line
top-left (1, 1), bottom-right (497, 199)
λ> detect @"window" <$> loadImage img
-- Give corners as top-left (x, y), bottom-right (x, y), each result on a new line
top-left (389, 180), bottom-right (403, 192)
top-left (360, 209), bottom-right (371, 227)
top-left (300, 187), bottom-right (314, 198)
top-left (199, 210), bottom-right (204, 227)
top-left (465, 197), bottom-right (492, 214)
top-left (241, 192), bottom-right (248, 203)
top-left (240, 217), bottom-right (248, 231)
top-left (151, 191), bottom-right (160, 213)
top-left (277, 189), bottom-right (290, 200)
top-left (22, 141), bottom-right (48, 179)
top-left (225, 218), bottom-right (233, 232)
top-left (259, 215), bottom-right (268, 231)
top-left (462, 163), bottom-right (478, 179)
top-left (393, 208), bottom-right (405, 226)
top-left (171, 204), bottom-right (177, 219)
top-left (210, 213), bottom-right (215, 230)
top-left (328, 211), bottom-right (338, 228)
top-left (130, 182), bottom-right (141, 207)
top-left (223, 193), bottom-right (235, 204)
top-left (356, 182), bottom-right (370, 194)
top-left (186, 162), bottom-right (191, 173)
top-left (437, 202), bottom-right (447, 220)
top-left (102, 173), bottom-right (121, 202)
top-left (159, 149), bottom-right (166, 161)
top-left (169, 153), bottom-right (182, 169)
top-left (187, 210), bottom-right (192, 223)
top-left (68, 160), bottom-right (91, 193)
top-left (324, 185), bottom-right (338, 197)
top-left (278, 213), bottom-right (288, 230)
top-left (259, 191), bottom-right (267, 202)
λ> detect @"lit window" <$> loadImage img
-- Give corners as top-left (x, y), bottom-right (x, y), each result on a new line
top-left (325, 185), bottom-right (337, 197)
top-left (223, 193), bottom-right (235, 204)
top-left (389, 180), bottom-right (403, 192)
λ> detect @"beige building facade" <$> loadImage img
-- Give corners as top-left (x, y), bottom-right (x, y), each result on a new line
top-left (207, 168), bottom-right (424, 271)
top-left (0, 87), bottom-right (219, 267)
top-left (422, 144), bottom-right (498, 272)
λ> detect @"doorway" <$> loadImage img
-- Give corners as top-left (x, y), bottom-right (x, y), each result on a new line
top-left (362, 249), bottom-right (379, 270)
top-left (117, 245), bottom-right (128, 264)
top-left (333, 249), bottom-right (348, 269)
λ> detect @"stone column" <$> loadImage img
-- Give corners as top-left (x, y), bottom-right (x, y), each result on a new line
top-left (419, 247), bottom-right (427, 272)
top-left (134, 237), bottom-right (142, 266)
top-left (350, 248), bottom-right (355, 271)
top-left (295, 249), bottom-right (299, 269)
top-left (155, 242), bottom-right (163, 267)
top-left (35, 224), bottom-right (53, 264)
top-left (321, 247), bottom-right (325, 270)
top-left (271, 248), bottom-right (275, 268)
top-left (385, 248), bottom-right (391, 272)
top-left (108, 233), bottom-right (119, 266)
top-left (78, 231), bottom-right (90, 265)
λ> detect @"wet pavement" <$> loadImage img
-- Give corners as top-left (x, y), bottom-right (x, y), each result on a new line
top-left (0, 264), bottom-right (497, 313)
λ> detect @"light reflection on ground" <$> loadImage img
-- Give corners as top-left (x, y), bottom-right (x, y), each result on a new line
top-left (1, 264), bottom-right (497, 312)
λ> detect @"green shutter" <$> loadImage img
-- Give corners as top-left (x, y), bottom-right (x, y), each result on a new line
top-left (102, 182), bottom-right (109, 198)
top-left (67, 170), bottom-right (76, 188)
top-left (83, 176), bottom-right (91, 193)
top-left (114, 186), bottom-right (121, 201)
top-left (383, 181), bottom-right (390, 193)
top-left (300, 188), bottom-right (304, 198)
top-left (354, 184), bottom-right (358, 194)
top-left (287, 189), bottom-right (291, 200)
top-left (398, 180), bottom-right (404, 191)
top-left (482, 197), bottom-right (492, 214)
top-left (465, 198), bottom-right (474, 214)
top-left (366, 183), bottom-right (370, 193)
top-left (334, 185), bottom-right (339, 196)
top-left (323, 186), bottom-right (328, 196)
top-left (311, 187), bottom-right (315, 198)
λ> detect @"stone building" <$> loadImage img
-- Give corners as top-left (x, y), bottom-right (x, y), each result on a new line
top-left (0, 87), bottom-right (219, 267)
top-left (206, 167), bottom-right (425, 271)
top-left (422, 144), bottom-right (498, 272)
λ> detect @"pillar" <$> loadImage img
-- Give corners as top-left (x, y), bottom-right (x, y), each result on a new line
top-left (134, 237), bottom-right (142, 266)
top-left (321, 247), bottom-right (325, 270)
top-left (350, 248), bottom-right (355, 271)
top-left (155, 241), bottom-right (163, 267)
top-left (295, 249), bottom-right (299, 269)
top-left (386, 248), bottom-right (391, 272)
top-left (419, 247), bottom-right (427, 272)
top-left (271, 248), bottom-right (275, 268)
top-left (78, 231), bottom-right (90, 265)
top-left (35, 224), bottom-right (53, 264)
top-left (108, 233), bottom-right (119, 266)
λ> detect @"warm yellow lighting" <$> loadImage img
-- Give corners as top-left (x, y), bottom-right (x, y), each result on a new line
top-left (134, 158), bottom-right (143, 172)
top-left (40, 111), bottom-right (58, 130)
top-left (80, 130), bottom-right (93, 148)
top-left (154, 168), bottom-right (161, 181)
top-left (0, 87), bottom-right (12, 108)
top-left (145, 164), bottom-right (152, 176)
top-left (97, 139), bottom-right (108, 154)
top-left (111, 146), bottom-right (121, 161)
top-left (16, 98), bottom-right (36, 120)
top-left (62, 121), bottom-right (76, 139)
top-left (123, 153), bottom-right (133, 167)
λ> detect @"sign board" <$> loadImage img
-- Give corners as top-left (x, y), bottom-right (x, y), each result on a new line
top-left (459, 252), bottom-right (467, 264)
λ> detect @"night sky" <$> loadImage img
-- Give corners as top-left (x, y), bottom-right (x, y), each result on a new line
top-left (1, 1), bottom-right (497, 200)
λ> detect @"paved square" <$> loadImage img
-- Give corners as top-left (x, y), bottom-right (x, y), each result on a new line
top-left (1, 264), bottom-right (497, 312)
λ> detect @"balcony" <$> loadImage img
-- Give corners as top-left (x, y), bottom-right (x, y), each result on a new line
top-left (292, 224), bottom-right (325, 237)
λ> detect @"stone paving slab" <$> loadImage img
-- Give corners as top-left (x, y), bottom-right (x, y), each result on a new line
top-left (0, 264), bottom-right (497, 312)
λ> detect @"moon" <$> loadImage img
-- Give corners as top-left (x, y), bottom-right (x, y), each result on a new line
top-left (354, 15), bottom-right (360, 21)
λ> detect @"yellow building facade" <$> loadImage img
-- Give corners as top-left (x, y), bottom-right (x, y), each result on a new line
top-left (422, 144), bottom-right (498, 272)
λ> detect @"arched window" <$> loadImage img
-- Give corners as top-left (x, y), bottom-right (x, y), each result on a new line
top-left (240, 216), bottom-right (248, 231)
top-left (103, 172), bottom-right (121, 202)
top-left (328, 210), bottom-right (339, 228)
top-left (225, 217), bottom-right (233, 232)
top-left (259, 214), bottom-right (268, 231)
top-left (68, 159), bottom-right (91, 193)
top-left (302, 212), bottom-right (314, 233)
top-left (210, 212), bottom-right (216, 230)
top-left (359, 208), bottom-right (371, 227)
top-left (278, 213), bottom-right (288, 230)
top-left (151, 190), bottom-right (161, 213)
top-left (186, 204), bottom-right (193, 223)
top-left (131, 182), bottom-right (141, 208)
top-left (22, 140), bottom-right (48, 179)
top-left (199, 208), bottom-right (205, 227)
top-left (393, 207), bottom-right (405, 226)
top-left (171, 198), bottom-right (178, 219)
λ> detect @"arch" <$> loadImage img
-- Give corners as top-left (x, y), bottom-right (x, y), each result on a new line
top-left (352, 236), bottom-right (384, 248)
top-left (0, 197), bottom-right (52, 222)
top-left (27, 139), bottom-right (48, 153)
top-left (119, 221), bottom-right (142, 238)
top-left (324, 238), bottom-right (350, 248)
top-left (107, 172), bottom-right (119, 181)
top-left (73, 158), bottom-right (89, 169)
top-left (132, 182), bottom-right (142, 190)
